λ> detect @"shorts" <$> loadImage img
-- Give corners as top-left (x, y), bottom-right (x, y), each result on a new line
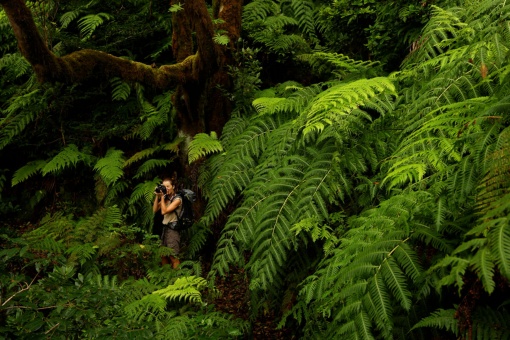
top-left (161, 224), bottom-right (180, 255)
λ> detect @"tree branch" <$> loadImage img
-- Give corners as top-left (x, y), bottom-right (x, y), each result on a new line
top-left (0, 0), bottom-right (193, 88)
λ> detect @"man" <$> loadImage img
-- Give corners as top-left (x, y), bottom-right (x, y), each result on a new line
top-left (153, 178), bottom-right (182, 268)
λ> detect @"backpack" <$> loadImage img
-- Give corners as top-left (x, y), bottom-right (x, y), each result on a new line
top-left (174, 189), bottom-right (196, 231)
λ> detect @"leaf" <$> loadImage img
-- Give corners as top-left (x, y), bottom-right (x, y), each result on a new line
top-left (94, 148), bottom-right (125, 186)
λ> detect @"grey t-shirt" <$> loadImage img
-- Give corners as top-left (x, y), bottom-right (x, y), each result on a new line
top-left (162, 195), bottom-right (182, 225)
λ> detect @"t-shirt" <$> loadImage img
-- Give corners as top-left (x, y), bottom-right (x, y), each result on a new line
top-left (162, 195), bottom-right (182, 225)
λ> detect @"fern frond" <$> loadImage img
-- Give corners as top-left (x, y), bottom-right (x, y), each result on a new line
top-left (110, 77), bottom-right (131, 101)
top-left (129, 179), bottom-right (159, 207)
top-left (213, 33), bottom-right (229, 45)
top-left (302, 77), bottom-right (396, 135)
top-left (381, 258), bottom-right (412, 310)
top-left (290, 0), bottom-right (316, 38)
top-left (0, 89), bottom-right (40, 150)
top-left (253, 84), bottom-right (322, 116)
top-left (471, 246), bottom-right (496, 294)
top-left (411, 308), bottom-right (459, 336)
top-left (29, 236), bottom-right (66, 255)
top-left (242, 0), bottom-right (278, 24)
top-left (66, 243), bottom-right (97, 266)
top-left (124, 139), bottom-right (181, 168)
top-left (74, 206), bottom-right (123, 243)
top-left (59, 9), bottom-right (83, 29)
top-left (152, 276), bottom-right (207, 304)
top-left (41, 144), bottom-right (91, 175)
top-left (298, 52), bottom-right (380, 79)
top-left (487, 203), bottom-right (510, 279)
top-left (11, 160), bottom-right (47, 186)
top-left (78, 13), bottom-right (113, 41)
top-left (470, 306), bottom-right (510, 340)
top-left (219, 117), bottom-right (250, 149)
top-left (93, 148), bottom-right (125, 186)
top-left (188, 132), bottom-right (223, 164)
top-left (133, 158), bottom-right (173, 179)
top-left (124, 294), bottom-right (168, 322)
top-left (0, 53), bottom-right (32, 80)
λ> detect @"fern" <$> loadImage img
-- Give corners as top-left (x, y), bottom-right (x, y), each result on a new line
top-left (130, 91), bottom-right (173, 140)
top-left (298, 52), bottom-right (381, 80)
top-left (133, 158), bottom-right (173, 179)
top-left (0, 53), bottom-right (32, 81)
top-left (213, 33), bottom-right (229, 45)
top-left (41, 144), bottom-right (91, 176)
top-left (242, 0), bottom-right (278, 24)
top-left (129, 179), bottom-right (159, 208)
top-left (74, 206), bottom-right (123, 244)
top-left (0, 89), bottom-right (41, 150)
top-left (11, 160), bottom-right (47, 186)
top-left (66, 243), bottom-right (97, 266)
top-left (59, 9), bottom-right (83, 29)
top-left (152, 276), bottom-right (207, 304)
top-left (94, 148), bottom-right (125, 187)
top-left (290, 0), bottom-right (316, 39)
top-left (124, 294), bottom-right (168, 322)
top-left (188, 132), bottom-right (223, 164)
top-left (110, 77), bottom-right (131, 101)
top-left (412, 308), bottom-right (459, 336)
top-left (78, 13), bottom-right (113, 41)
top-left (301, 77), bottom-right (396, 135)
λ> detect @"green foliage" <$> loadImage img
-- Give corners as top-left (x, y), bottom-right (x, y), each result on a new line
top-left (94, 147), bottom-right (125, 187)
top-left (78, 13), bottom-right (114, 41)
top-left (153, 276), bottom-right (207, 304)
top-left (3, 0), bottom-right (510, 338)
top-left (242, 0), bottom-right (311, 56)
top-left (195, 0), bottom-right (510, 338)
top-left (188, 131), bottom-right (223, 164)
top-left (110, 77), bottom-right (132, 101)
top-left (42, 144), bottom-right (92, 175)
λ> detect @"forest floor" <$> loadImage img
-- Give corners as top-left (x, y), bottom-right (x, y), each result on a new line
top-left (211, 265), bottom-right (296, 339)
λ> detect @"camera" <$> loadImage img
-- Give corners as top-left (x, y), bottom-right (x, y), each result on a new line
top-left (155, 184), bottom-right (167, 194)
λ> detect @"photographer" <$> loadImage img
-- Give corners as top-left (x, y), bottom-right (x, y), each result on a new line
top-left (153, 178), bottom-right (182, 269)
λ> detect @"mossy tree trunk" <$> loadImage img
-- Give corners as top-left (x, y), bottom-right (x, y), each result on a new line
top-left (0, 0), bottom-right (242, 136)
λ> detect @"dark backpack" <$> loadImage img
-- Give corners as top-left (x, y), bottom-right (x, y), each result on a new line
top-left (174, 189), bottom-right (196, 231)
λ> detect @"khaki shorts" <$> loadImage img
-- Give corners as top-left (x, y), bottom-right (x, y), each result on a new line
top-left (161, 224), bottom-right (180, 255)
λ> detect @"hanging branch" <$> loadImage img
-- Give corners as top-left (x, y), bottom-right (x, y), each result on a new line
top-left (0, 0), bottom-right (237, 89)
